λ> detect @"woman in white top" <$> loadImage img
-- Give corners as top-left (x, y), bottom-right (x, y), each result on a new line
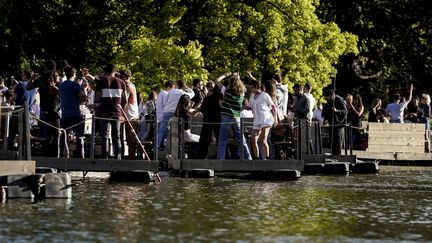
top-left (248, 78), bottom-right (277, 159)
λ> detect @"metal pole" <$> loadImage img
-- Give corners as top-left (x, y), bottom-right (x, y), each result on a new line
top-left (317, 122), bottom-right (323, 155)
top-left (180, 118), bottom-right (185, 160)
top-left (344, 125), bottom-right (348, 155)
top-left (17, 110), bottom-right (23, 159)
top-left (90, 113), bottom-right (96, 159)
top-left (154, 117), bottom-right (158, 161)
top-left (240, 118), bottom-right (244, 160)
top-left (349, 124), bottom-right (353, 155)
top-left (2, 111), bottom-right (10, 150)
top-left (24, 103), bottom-right (31, 160)
top-left (297, 119), bottom-right (302, 160)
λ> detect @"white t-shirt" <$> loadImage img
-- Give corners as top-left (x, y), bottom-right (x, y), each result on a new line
top-left (156, 89), bottom-right (168, 123)
top-left (163, 88), bottom-right (195, 113)
top-left (249, 92), bottom-right (274, 128)
top-left (304, 92), bottom-right (316, 120)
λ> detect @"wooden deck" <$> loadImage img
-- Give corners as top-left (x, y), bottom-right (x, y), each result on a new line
top-left (33, 157), bottom-right (159, 172)
top-left (169, 159), bottom-right (304, 172)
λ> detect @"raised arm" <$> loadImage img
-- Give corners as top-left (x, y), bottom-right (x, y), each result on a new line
top-left (405, 83), bottom-right (414, 104)
top-left (214, 73), bottom-right (231, 90)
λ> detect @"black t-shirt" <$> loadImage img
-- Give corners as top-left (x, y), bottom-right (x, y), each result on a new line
top-left (32, 72), bottom-right (60, 113)
top-left (200, 86), bottom-right (222, 122)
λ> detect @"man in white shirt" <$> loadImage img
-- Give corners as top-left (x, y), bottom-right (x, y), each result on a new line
top-left (156, 81), bottom-right (175, 124)
top-left (386, 84), bottom-right (413, 123)
top-left (303, 82), bottom-right (316, 121)
top-left (157, 80), bottom-right (194, 149)
top-left (121, 69), bottom-right (140, 159)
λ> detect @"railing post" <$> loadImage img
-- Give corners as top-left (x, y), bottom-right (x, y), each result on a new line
top-left (90, 113), bottom-right (96, 159)
top-left (2, 110), bottom-right (11, 150)
top-left (240, 118), bottom-right (245, 160)
top-left (17, 110), bottom-right (23, 159)
top-left (24, 103), bottom-right (31, 160)
top-left (349, 124), bottom-right (353, 155)
top-left (297, 119), bottom-right (302, 160)
top-left (317, 122), bottom-right (323, 155)
top-left (180, 118), bottom-right (185, 160)
top-left (154, 117), bottom-right (158, 161)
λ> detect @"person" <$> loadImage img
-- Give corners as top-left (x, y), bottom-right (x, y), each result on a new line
top-left (7, 69), bottom-right (38, 150)
top-left (376, 108), bottom-right (390, 123)
top-left (215, 73), bottom-right (252, 160)
top-left (385, 84), bottom-right (413, 123)
top-left (94, 64), bottom-right (127, 160)
top-left (27, 59), bottom-right (61, 157)
top-left (272, 73), bottom-right (288, 117)
top-left (58, 66), bottom-right (87, 158)
top-left (0, 76), bottom-right (9, 102)
top-left (191, 78), bottom-right (204, 110)
top-left (138, 90), bottom-right (157, 142)
top-left (322, 88), bottom-right (348, 155)
top-left (303, 82), bottom-right (316, 121)
top-left (346, 93), bottom-right (364, 149)
top-left (155, 80), bottom-right (175, 125)
top-left (406, 96), bottom-right (420, 123)
top-left (292, 83), bottom-right (309, 120)
top-left (56, 60), bottom-right (69, 82)
top-left (197, 81), bottom-right (223, 159)
top-left (312, 101), bottom-right (324, 124)
top-left (120, 69), bottom-right (140, 159)
top-left (367, 98), bottom-right (383, 122)
top-left (248, 79), bottom-right (277, 160)
top-left (175, 94), bottom-right (200, 143)
top-left (418, 94), bottom-right (431, 131)
top-left (157, 80), bottom-right (194, 150)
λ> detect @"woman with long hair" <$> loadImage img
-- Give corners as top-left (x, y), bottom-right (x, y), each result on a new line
top-left (175, 94), bottom-right (200, 143)
top-left (248, 79), bottom-right (277, 160)
top-left (214, 73), bottom-right (252, 160)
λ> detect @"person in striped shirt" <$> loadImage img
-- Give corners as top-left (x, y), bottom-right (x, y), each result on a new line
top-left (94, 64), bottom-right (127, 160)
top-left (214, 73), bottom-right (252, 160)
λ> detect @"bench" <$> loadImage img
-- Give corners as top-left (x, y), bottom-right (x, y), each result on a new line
top-left (367, 122), bottom-right (427, 153)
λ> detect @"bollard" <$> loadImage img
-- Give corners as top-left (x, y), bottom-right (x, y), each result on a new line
top-left (43, 173), bottom-right (72, 198)
top-left (350, 161), bottom-right (380, 174)
top-left (304, 163), bottom-right (326, 175)
top-left (7, 174), bottom-right (44, 198)
top-left (186, 169), bottom-right (215, 178)
top-left (323, 162), bottom-right (350, 175)
top-left (109, 170), bottom-right (156, 182)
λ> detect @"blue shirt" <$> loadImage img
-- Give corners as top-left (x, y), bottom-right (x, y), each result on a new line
top-left (14, 81), bottom-right (37, 109)
top-left (59, 80), bottom-right (82, 118)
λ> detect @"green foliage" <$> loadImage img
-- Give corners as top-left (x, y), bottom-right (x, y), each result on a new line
top-left (317, 0), bottom-right (432, 107)
top-left (115, 27), bottom-right (208, 96)
top-left (0, 0), bottom-right (358, 101)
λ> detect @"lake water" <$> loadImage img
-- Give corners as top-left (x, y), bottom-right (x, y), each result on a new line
top-left (1, 166), bottom-right (432, 242)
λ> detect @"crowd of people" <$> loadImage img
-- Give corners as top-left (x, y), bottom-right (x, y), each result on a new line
top-left (1, 60), bottom-right (430, 160)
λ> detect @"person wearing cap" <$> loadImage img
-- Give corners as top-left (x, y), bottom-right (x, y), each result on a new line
top-left (120, 69), bottom-right (140, 159)
top-left (94, 64), bottom-right (127, 160)
top-left (322, 88), bottom-right (347, 155)
top-left (303, 82), bottom-right (316, 121)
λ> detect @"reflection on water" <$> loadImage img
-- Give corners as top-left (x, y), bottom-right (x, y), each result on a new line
top-left (1, 167), bottom-right (432, 242)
